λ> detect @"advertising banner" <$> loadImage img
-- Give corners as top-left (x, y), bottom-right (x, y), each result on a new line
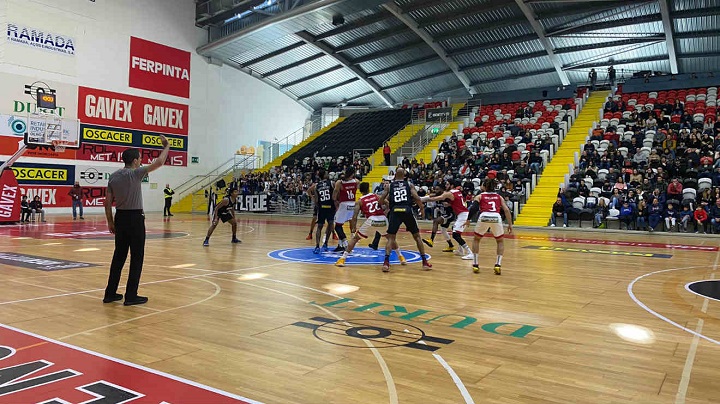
top-left (426, 107), bottom-right (452, 122)
top-left (20, 185), bottom-right (106, 208)
top-left (129, 36), bottom-right (191, 98)
top-left (79, 124), bottom-right (187, 151)
top-left (0, 324), bottom-right (256, 403)
top-left (0, 135), bottom-right (77, 159)
top-left (78, 86), bottom-right (189, 136)
top-left (76, 143), bottom-right (187, 167)
top-left (0, 169), bottom-right (22, 222)
top-left (236, 194), bottom-right (269, 212)
top-left (8, 162), bottom-right (75, 186)
top-left (6, 23), bottom-right (76, 56)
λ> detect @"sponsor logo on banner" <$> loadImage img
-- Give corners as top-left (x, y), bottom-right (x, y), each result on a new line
top-left (13, 100), bottom-right (67, 116)
top-left (0, 170), bottom-right (21, 222)
top-left (7, 162), bottom-right (75, 185)
top-left (129, 37), bottom-right (191, 98)
top-left (5, 23), bottom-right (76, 55)
top-left (78, 167), bottom-right (113, 186)
top-left (0, 252), bottom-right (96, 271)
top-left (0, 324), bottom-right (257, 403)
top-left (78, 86), bottom-right (189, 136)
top-left (236, 194), bottom-right (268, 212)
top-left (81, 126), bottom-right (133, 144)
top-left (77, 143), bottom-right (187, 166)
top-left (0, 135), bottom-right (77, 160)
top-left (20, 185), bottom-right (106, 207)
top-left (426, 107), bottom-right (452, 122)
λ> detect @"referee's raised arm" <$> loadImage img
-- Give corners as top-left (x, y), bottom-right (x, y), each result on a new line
top-left (103, 135), bottom-right (170, 306)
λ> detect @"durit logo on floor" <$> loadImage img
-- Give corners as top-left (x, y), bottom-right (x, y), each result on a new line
top-left (311, 298), bottom-right (538, 339)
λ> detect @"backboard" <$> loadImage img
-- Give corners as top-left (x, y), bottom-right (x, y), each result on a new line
top-left (21, 113), bottom-right (80, 151)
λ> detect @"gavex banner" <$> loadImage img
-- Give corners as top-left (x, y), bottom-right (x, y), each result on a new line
top-left (129, 37), bottom-right (191, 98)
top-left (77, 86), bottom-right (189, 136)
top-left (0, 169), bottom-right (21, 222)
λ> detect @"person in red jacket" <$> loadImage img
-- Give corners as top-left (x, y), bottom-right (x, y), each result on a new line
top-left (667, 178), bottom-right (683, 200)
top-left (383, 142), bottom-right (391, 166)
top-left (694, 205), bottom-right (709, 234)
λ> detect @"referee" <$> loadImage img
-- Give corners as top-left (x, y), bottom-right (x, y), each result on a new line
top-left (103, 136), bottom-right (169, 306)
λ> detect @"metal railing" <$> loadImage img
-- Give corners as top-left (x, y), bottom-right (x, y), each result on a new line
top-left (175, 154), bottom-right (259, 201)
top-left (263, 110), bottom-right (340, 167)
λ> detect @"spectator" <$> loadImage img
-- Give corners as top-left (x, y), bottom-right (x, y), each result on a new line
top-left (694, 205), bottom-right (709, 234)
top-left (550, 197), bottom-right (568, 227)
top-left (619, 201), bottom-right (634, 230)
top-left (710, 199), bottom-right (720, 233)
top-left (383, 142), bottom-right (391, 166)
top-left (589, 69), bottom-right (597, 90)
top-left (594, 198), bottom-right (608, 228)
top-left (679, 204), bottom-right (693, 232)
top-left (29, 196), bottom-right (46, 222)
top-left (665, 203), bottom-right (678, 231)
top-left (667, 178), bottom-right (683, 200)
top-left (68, 181), bottom-right (84, 220)
top-left (648, 198), bottom-right (663, 232)
top-left (20, 195), bottom-right (31, 223)
top-left (636, 199), bottom-right (648, 231)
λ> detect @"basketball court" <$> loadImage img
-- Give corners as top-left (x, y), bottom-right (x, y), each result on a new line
top-left (0, 214), bottom-right (718, 403)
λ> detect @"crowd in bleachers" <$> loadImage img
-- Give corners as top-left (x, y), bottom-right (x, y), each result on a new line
top-left (554, 86), bottom-right (720, 233)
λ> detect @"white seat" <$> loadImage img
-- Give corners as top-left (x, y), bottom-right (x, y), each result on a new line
top-left (591, 140), bottom-right (600, 149)
top-left (699, 178), bottom-right (712, 190)
top-left (641, 146), bottom-right (651, 154)
top-left (618, 147), bottom-right (628, 157)
top-left (598, 169), bottom-right (608, 181)
top-left (610, 118), bottom-right (619, 126)
top-left (528, 101), bottom-right (536, 107)
top-left (623, 131), bottom-right (634, 141)
top-left (507, 170), bottom-right (515, 180)
top-left (645, 130), bottom-right (656, 137)
top-left (694, 113), bottom-right (705, 122)
top-left (541, 122), bottom-right (550, 129)
top-left (648, 92), bottom-right (658, 99)
top-left (600, 140), bottom-right (610, 149)
top-left (645, 103), bottom-right (654, 110)
top-left (572, 197), bottom-right (585, 210)
top-left (643, 139), bottom-right (654, 148)
top-left (590, 187), bottom-right (601, 197)
top-left (686, 94), bottom-right (696, 102)
top-left (708, 100), bottom-right (717, 107)
top-left (622, 111), bottom-right (631, 119)
top-left (697, 94), bottom-right (707, 101)
top-left (683, 188), bottom-right (697, 200)
top-left (628, 99), bottom-right (637, 106)
top-left (584, 178), bottom-right (593, 189)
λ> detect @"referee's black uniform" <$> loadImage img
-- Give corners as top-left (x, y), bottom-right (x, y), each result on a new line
top-left (103, 139), bottom-right (170, 306)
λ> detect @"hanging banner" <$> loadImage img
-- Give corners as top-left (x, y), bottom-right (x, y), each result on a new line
top-left (129, 37), bottom-right (191, 98)
top-left (426, 107), bottom-right (452, 122)
top-left (0, 169), bottom-right (22, 222)
top-left (76, 143), bottom-right (187, 167)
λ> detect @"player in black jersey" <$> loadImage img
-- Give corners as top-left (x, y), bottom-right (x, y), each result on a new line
top-left (307, 169), bottom-right (336, 254)
top-left (306, 174), bottom-right (338, 241)
top-left (203, 188), bottom-right (241, 246)
top-left (378, 168), bottom-right (431, 272)
top-left (422, 185), bottom-right (456, 252)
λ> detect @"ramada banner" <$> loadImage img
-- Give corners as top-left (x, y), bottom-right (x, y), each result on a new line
top-left (129, 36), bottom-right (191, 98)
top-left (77, 86), bottom-right (189, 136)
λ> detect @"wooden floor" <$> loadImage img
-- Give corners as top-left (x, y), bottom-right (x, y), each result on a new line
top-left (0, 213), bottom-right (719, 403)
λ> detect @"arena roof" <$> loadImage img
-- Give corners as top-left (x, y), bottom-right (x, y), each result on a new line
top-left (195, 0), bottom-right (720, 111)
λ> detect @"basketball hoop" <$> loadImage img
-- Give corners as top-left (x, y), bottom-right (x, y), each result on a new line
top-left (51, 140), bottom-right (66, 153)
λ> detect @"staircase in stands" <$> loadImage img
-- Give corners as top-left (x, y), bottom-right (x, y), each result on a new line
top-left (363, 103), bottom-right (465, 186)
top-left (173, 118), bottom-right (345, 213)
top-left (514, 92), bottom-right (608, 227)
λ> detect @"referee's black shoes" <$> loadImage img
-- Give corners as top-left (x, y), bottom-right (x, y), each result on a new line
top-left (102, 293), bottom-right (123, 303)
top-left (124, 296), bottom-right (149, 306)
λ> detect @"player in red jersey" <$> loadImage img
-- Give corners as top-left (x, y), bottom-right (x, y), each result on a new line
top-left (427, 179), bottom-right (472, 259)
top-left (469, 178), bottom-right (513, 275)
top-left (332, 168), bottom-right (359, 252)
top-left (335, 182), bottom-right (404, 267)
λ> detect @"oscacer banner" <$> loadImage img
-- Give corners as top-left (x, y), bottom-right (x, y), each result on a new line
top-left (76, 143), bottom-right (187, 166)
top-left (129, 37), bottom-right (191, 98)
top-left (77, 86), bottom-right (189, 136)
top-left (80, 124), bottom-right (187, 151)
top-left (8, 162), bottom-right (75, 186)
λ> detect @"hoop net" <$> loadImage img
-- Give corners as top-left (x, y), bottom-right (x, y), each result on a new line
top-left (51, 140), bottom-right (66, 153)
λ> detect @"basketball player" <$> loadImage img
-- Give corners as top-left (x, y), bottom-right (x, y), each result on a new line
top-left (422, 185), bottom-right (456, 252)
top-left (469, 178), bottom-right (513, 275)
top-left (203, 188), bottom-right (242, 246)
top-left (308, 169), bottom-right (335, 254)
top-left (336, 182), bottom-right (405, 267)
top-left (378, 168), bottom-right (431, 272)
top-left (332, 167), bottom-right (358, 252)
top-left (307, 176), bottom-right (337, 241)
top-left (427, 179), bottom-right (472, 259)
